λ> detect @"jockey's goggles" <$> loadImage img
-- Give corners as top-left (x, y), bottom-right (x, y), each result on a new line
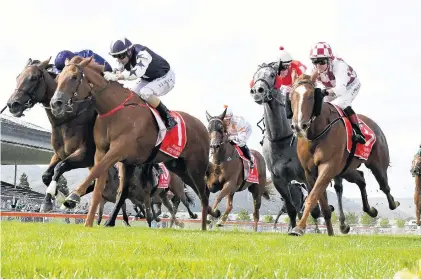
top-left (112, 52), bottom-right (127, 59)
top-left (311, 58), bottom-right (328, 65)
top-left (279, 63), bottom-right (291, 71)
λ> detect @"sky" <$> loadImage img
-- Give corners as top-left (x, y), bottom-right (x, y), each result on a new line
top-left (1, 0), bottom-right (420, 199)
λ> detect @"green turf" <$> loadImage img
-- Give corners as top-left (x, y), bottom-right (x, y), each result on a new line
top-left (1, 221), bottom-right (420, 278)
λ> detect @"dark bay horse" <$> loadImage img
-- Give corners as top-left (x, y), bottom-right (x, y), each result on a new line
top-left (49, 56), bottom-right (218, 229)
top-left (287, 74), bottom-right (400, 236)
top-left (410, 146), bottom-right (421, 226)
top-left (249, 63), bottom-right (349, 234)
top-left (205, 109), bottom-right (272, 231)
top-left (6, 58), bottom-right (100, 212)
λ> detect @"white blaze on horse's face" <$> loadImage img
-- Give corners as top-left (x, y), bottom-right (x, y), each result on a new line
top-left (292, 85), bottom-right (311, 137)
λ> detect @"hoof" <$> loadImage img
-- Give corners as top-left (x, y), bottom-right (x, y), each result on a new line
top-left (40, 202), bottom-right (53, 213)
top-left (206, 219), bottom-right (212, 225)
top-left (288, 227), bottom-right (305, 236)
top-left (216, 221), bottom-right (224, 227)
top-left (329, 205), bottom-right (335, 212)
top-left (191, 213), bottom-right (198, 219)
top-left (55, 191), bottom-right (66, 204)
top-left (340, 224), bottom-right (351, 234)
top-left (155, 217), bottom-right (161, 223)
top-left (392, 201), bottom-right (400, 210)
top-left (214, 209), bottom-right (221, 218)
top-left (123, 221), bottom-right (131, 227)
top-left (207, 214), bottom-right (214, 221)
top-left (104, 219), bottom-right (116, 227)
top-left (42, 174), bottom-right (53, 186)
top-left (63, 193), bottom-right (80, 209)
top-left (177, 222), bottom-right (185, 228)
top-left (368, 207), bottom-right (378, 218)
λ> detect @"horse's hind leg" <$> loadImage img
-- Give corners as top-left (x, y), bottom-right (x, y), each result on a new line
top-left (342, 170), bottom-right (378, 217)
top-left (366, 163), bottom-right (400, 210)
top-left (273, 208), bottom-right (284, 230)
top-left (333, 177), bottom-right (350, 234)
top-left (251, 187), bottom-right (262, 232)
top-left (317, 191), bottom-right (334, 236)
top-left (415, 176), bottom-right (421, 226)
top-left (97, 198), bottom-right (105, 225)
top-left (160, 191), bottom-right (183, 228)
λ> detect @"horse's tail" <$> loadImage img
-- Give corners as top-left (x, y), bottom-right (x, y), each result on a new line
top-left (262, 178), bottom-right (275, 200)
top-left (183, 185), bottom-right (196, 207)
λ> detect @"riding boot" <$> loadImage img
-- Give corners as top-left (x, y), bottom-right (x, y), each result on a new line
top-left (344, 106), bottom-right (366, 144)
top-left (240, 145), bottom-right (254, 169)
top-left (155, 101), bottom-right (178, 131)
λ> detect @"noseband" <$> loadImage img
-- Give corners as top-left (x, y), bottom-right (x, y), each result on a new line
top-left (14, 67), bottom-right (45, 109)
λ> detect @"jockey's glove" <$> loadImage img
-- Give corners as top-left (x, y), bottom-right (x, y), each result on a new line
top-left (104, 72), bottom-right (119, 81)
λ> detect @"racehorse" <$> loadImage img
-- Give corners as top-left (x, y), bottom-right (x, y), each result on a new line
top-left (287, 73), bottom-right (400, 236)
top-left (410, 147), bottom-right (421, 226)
top-left (249, 62), bottom-right (350, 233)
top-left (6, 58), bottom-right (102, 212)
top-left (49, 56), bottom-right (218, 229)
top-left (205, 109), bottom-right (273, 231)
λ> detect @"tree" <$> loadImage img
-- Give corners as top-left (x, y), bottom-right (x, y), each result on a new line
top-left (345, 212), bottom-right (359, 225)
top-left (379, 217), bottom-right (390, 228)
top-left (57, 176), bottom-right (69, 196)
top-left (396, 219), bottom-right (405, 228)
top-left (360, 212), bottom-right (378, 226)
top-left (19, 173), bottom-right (30, 189)
top-left (263, 215), bottom-right (274, 223)
top-left (237, 209), bottom-right (251, 221)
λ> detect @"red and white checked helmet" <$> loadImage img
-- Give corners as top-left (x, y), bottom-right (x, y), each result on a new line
top-left (309, 42), bottom-right (334, 59)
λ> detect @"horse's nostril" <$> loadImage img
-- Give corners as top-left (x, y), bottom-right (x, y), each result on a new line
top-left (301, 123), bottom-right (308, 130)
top-left (291, 124), bottom-right (295, 129)
top-left (53, 100), bottom-right (63, 108)
top-left (258, 87), bottom-right (264, 93)
top-left (250, 89), bottom-right (255, 94)
top-left (10, 102), bottom-right (21, 109)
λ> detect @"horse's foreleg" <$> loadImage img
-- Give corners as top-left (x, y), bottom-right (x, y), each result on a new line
top-left (121, 202), bottom-right (131, 226)
top-left (97, 198), bottom-right (105, 225)
top-left (290, 166), bottom-right (335, 236)
top-left (65, 148), bottom-right (123, 205)
top-left (216, 193), bottom-right (234, 227)
top-left (210, 183), bottom-right (233, 221)
top-left (85, 172), bottom-right (107, 227)
top-left (160, 191), bottom-right (182, 228)
top-left (40, 154), bottom-right (61, 212)
top-left (318, 191), bottom-right (334, 236)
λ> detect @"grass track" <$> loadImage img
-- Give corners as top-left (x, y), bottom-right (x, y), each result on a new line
top-left (1, 222), bottom-right (421, 278)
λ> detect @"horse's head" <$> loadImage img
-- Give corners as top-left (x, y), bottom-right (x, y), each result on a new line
top-left (205, 108), bottom-right (229, 153)
top-left (250, 63), bottom-right (278, 104)
top-left (50, 56), bottom-right (105, 118)
top-left (289, 73), bottom-right (328, 137)
top-left (7, 57), bottom-right (53, 117)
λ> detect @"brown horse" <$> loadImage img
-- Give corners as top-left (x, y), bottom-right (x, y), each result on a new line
top-left (49, 56), bottom-right (218, 229)
top-left (410, 147), bottom-right (421, 226)
top-left (205, 109), bottom-right (272, 231)
top-left (287, 73), bottom-right (400, 236)
top-left (5, 58), bottom-right (101, 212)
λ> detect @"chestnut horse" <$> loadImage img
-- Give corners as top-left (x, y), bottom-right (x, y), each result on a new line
top-left (410, 146), bottom-right (421, 226)
top-left (287, 74), bottom-right (400, 236)
top-left (6, 58), bottom-right (101, 212)
top-left (205, 109), bottom-right (272, 231)
top-left (49, 56), bottom-right (217, 229)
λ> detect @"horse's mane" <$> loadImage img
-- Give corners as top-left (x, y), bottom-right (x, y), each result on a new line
top-left (257, 61), bottom-right (277, 70)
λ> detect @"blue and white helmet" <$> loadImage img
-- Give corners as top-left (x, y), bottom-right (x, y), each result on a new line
top-left (109, 37), bottom-right (133, 56)
top-left (55, 50), bottom-right (75, 71)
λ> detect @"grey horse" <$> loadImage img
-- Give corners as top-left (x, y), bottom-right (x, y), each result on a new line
top-left (249, 62), bottom-right (352, 234)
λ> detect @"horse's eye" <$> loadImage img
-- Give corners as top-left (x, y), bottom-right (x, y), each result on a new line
top-left (71, 75), bottom-right (77, 80)
top-left (30, 76), bottom-right (37, 81)
top-left (270, 73), bottom-right (275, 78)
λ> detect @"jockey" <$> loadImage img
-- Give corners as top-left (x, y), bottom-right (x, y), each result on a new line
top-left (223, 105), bottom-right (254, 168)
top-left (103, 37), bottom-right (177, 131)
top-left (309, 42), bottom-right (366, 144)
top-left (54, 50), bottom-right (112, 73)
top-left (250, 46), bottom-right (307, 95)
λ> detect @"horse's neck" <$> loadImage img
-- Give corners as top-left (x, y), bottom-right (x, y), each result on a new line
top-left (41, 71), bottom-right (57, 109)
top-left (93, 82), bottom-right (141, 115)
top-left (263, 99), bottom-right (293, 141)
top-left (307, 103), bottom-right (333, 140)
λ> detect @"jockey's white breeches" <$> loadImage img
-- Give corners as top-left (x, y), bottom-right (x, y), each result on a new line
top-left (130, 69), bottom-right (175, 100)
top-left (329, 78), bottom-right (361, 109)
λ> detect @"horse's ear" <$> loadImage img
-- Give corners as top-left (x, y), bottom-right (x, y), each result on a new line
top-left (26, 58), bottom-right (32, 67)
top-left (205, 111), bottom-right (212, 122)
top-left (38, 56), bottom-right (51, 70)
top-left (79, 56), bottom-right (93, 68)
top-left (219, 108), bottom-right (227, 120)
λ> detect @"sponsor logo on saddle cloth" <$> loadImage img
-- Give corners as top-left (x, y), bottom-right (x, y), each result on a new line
top-left (157, 163), bottom-right (170, 188)
top-left (233, 146), bottom-right (259, 184)
top-left (330, 103), bottom-right (376, 160)
top-left (147, 105), bottom-right (187, 158)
